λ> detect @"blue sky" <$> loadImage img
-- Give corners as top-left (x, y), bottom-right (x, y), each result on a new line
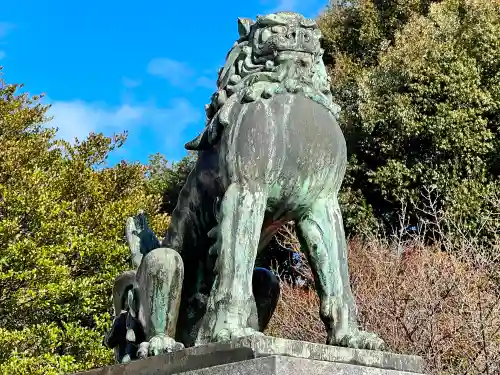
top-left (0, 0), bottom-right (328, 166)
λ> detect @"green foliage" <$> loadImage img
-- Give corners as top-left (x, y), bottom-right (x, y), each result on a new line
top-left (320, 0), bottom-right (441, 68)
top-left (3, 1), bottom-right (500, 371)
top-left (0, 69), bottom-right (167, 374)
top-left (319, 0), bottom-right (500, 243)
top-left (146, 152), bottom-right (196, 214)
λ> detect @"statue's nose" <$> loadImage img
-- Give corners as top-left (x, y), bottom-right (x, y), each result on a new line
top-left (299, 55), bottom-right (312, 68)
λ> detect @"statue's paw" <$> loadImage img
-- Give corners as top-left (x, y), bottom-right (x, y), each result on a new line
top-left (137, 341), bottom-right (149, 359)
top-left (149, 335), bottom-right (185, 356)
top-left (120, 354), bottom-right (132, 364)
top-left (329, 330), bottom-right (385, 351)
top-left (138, 335), bottom-right (185, 357)
top-left (214, 327), bottom-right (264, 342)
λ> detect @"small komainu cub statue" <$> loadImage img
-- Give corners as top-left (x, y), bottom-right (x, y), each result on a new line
top-left (104, 11), bottom-right (385, 364)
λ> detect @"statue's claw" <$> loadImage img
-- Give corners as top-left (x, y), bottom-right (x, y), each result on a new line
top-left (137, 342), bottom-right (149, 359)
top-left (137, 335), bottom-right (185, 358)
top-left (329, 330), bottom-right (386, 351)
top-left (214, 327), bottom-right (264, 343)
top-left (150, 335), bottom-right (185, 356)
top-left (120, 354), bottom-right (132, 364)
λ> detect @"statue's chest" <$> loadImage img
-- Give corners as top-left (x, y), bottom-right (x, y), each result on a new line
top-left (225, 93), bottom-right (345, 169)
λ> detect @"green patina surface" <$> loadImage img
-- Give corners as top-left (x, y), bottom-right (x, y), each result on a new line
top-left (104, 11), bottom-right (385, 365)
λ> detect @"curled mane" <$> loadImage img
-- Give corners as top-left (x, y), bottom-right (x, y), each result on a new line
top-left (185, 12), bottom-right (338, 151)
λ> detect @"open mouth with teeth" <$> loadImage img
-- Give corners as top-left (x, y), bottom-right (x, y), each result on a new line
top-left (275, 48), bottom-right (315, 54)
top-left (274, 50), bottom-right (315, 65)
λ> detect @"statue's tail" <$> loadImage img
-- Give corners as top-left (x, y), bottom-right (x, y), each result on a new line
top-left (110, 210), bottom-right (161, 318)
top-left (125, 210), bottom-right (161, 269)
top-left (125, 216), bottom-right (143, 269)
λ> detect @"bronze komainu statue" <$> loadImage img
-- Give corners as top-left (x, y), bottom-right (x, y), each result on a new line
top-left (104, 11), bottom-right (385, 364)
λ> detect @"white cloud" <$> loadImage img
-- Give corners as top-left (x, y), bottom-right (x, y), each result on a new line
top-left (47, 100), bottom-right (142, 142)
top-left (122, 77), bottom-right (142, 88)
top-left (46, 98), bottom-right (202, 146)
top-left (147, 58), bottom-right (216, 90)
top-left (147, 58), bottom-right (193, 87)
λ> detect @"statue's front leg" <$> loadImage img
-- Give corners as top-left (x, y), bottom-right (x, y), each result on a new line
top-left (136, 247), bottom-right (185, 357)
top-left (196, 182), bottom-right (267, 344)
top-left (296, 196), bottom-right (385, 351)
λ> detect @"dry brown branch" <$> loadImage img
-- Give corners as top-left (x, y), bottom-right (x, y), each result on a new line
top-left (264, 199), bottom-right (500, 375)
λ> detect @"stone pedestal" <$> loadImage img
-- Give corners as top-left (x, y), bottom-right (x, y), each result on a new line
top-left (74, 336), bottom-right (426, 375)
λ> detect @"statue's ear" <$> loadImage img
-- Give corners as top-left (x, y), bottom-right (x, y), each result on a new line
top-left (237, 17), bottom-right (254, 38)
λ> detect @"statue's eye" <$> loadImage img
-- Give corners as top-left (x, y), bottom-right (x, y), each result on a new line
top-left (260, 28), bottom-right (272, 42)
top-left (303, 32), bottom-right (311, 42)
top-left (271, 25), bottom-right (286, 34)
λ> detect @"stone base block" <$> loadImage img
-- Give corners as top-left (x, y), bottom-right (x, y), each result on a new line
top-left (181, 356), bottom-right (421, 375)
top-left (74, 336), bottom-right (426, 375)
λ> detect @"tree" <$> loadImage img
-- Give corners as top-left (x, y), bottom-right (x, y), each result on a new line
top-left (145, 152), bottom-right (197, 214)
top-left (0, 68), bottom-right (169, 374)
top-left (319, 0), bottom-right (500, 244)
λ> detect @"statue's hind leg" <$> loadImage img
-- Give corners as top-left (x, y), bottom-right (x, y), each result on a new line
top-left (296, 196), bottom-right (385, 351)
top-left (196, 182), bottom-right (267, 344)
top-left (135, 247), bottom-right (185, 356)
